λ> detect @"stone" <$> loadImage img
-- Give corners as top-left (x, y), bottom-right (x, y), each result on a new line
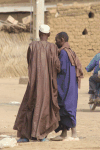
top-left (7, 15), bottom-right (18, 25)
top-left (19, 76), bottom-right (28, 84)
top-left (22, 15), bottom-right (32, 24)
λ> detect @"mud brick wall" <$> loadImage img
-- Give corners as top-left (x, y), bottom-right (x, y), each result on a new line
top-left (45, 0), bottom-right (100, 4)
top-left (46, 2), bottom-right (100, 76)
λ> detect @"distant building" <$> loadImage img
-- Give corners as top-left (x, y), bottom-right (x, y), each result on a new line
top-left (0, 0), bottom-right (99, 23)
top-left (0, 0), bottom-right (100, 77)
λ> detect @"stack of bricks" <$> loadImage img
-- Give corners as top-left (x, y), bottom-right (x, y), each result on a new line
top-left (46, 2), bottom-right (100, 76)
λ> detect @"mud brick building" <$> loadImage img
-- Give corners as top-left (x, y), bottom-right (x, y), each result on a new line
top-left (46, 2), bottom-right (100, 76)
top-left (0, 0), bottom-right (100, 77)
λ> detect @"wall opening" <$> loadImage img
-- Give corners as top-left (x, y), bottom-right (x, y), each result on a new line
top-left (82, 28), bottom-right (88, 35)
top-left (88, 12), bottom-right (94, 18)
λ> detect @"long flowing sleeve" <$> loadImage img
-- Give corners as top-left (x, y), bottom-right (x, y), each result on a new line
top-left (57, 50), bottom-right (68, 101)
top-left (59, 50), bottom-right (67, 74)
top-left (86, 55), bottom-right (97, 72)
top-left (54, 45), bottom-right (60, 73)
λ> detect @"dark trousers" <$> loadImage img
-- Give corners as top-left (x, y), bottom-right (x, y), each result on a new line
top-left (89, 74), bottom-right (100, 96)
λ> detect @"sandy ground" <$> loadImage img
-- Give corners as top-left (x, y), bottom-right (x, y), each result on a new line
top-left (0, 77), bottom-right (100, 150)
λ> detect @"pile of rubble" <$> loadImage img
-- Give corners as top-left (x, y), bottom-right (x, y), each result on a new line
top-left (0, 15), bottom-right (32, 33)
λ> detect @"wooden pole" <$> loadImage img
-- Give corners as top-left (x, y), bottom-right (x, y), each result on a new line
top-left (33, 0), bottom-right (44, 41)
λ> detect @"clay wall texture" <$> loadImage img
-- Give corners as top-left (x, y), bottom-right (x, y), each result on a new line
top-left (0, 1), bottom-right (100, 77)
top-left (46, 2), bottom-right (100, 76)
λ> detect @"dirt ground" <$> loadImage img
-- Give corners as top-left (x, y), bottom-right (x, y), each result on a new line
top-left (0, 77), bottom-right (100, 150)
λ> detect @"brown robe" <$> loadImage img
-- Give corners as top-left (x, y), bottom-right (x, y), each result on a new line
top-left (13, 41), bottom-right (60, 140)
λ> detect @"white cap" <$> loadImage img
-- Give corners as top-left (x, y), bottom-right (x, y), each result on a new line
top-left (39, 24), bottom-right (50, 33)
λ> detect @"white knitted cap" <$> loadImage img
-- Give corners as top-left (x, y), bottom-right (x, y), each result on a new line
top-left (39, 24), bottom-right (50, 33)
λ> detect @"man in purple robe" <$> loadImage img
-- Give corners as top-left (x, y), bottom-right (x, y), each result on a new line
top-left (51, 32), bottom-right (83, 141)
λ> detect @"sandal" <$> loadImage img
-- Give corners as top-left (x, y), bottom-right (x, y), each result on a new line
top-left (17, 138), bottom-right (29, 143)
top-left (50, 135), bottom-right (64, 141)
top-left (40, 138), bottom-right (49, 142)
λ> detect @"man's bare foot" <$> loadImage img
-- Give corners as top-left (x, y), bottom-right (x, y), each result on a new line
top-left (71, 127), bottom-right (77, 138)
top-left (60, 128), bottom-right (67, 138)
top-left (50, 135), bottom-right (64, 141)
top-left (50, 128), bottom-right (67, 141)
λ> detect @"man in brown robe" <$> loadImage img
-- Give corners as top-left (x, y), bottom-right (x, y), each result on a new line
top-left (13, 24), bottom-right (60, 142)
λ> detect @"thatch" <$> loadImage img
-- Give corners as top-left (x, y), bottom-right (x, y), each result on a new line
top-left (0, 31), bottom-right (31, 77)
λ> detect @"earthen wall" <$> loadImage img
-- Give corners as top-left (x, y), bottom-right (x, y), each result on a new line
top-left (46, 2), bottom-right (100, 76)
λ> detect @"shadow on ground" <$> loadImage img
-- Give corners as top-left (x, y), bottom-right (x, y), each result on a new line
top-left (77, 109), bottom-right (100, 112)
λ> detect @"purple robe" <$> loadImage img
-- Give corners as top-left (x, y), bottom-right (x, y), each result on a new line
top-left (56, 49), bottom-right (78, 131)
